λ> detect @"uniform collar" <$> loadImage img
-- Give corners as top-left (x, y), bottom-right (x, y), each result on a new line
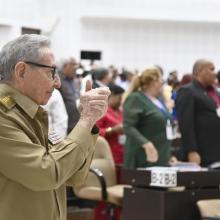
top-left (0, 83), bottom-right (39, 119)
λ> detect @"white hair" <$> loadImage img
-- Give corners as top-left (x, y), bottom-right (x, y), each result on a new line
top-left (0, 34), bottom-right (50, 81)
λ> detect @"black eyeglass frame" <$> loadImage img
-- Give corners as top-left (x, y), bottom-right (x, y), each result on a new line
top-left (23, 61), bottom-right (56, 79)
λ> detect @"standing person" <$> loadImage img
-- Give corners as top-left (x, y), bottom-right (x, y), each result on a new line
top-left (123, 68), bottom-right (172, 168)
top-left (0, 34), bottom-right (110, 220)
top-left (96, 84), bottom-right (125, 182)
top-left (176, 59), bottom-right (220, 166)
top-left (58, 57), bottom-right (80, 133)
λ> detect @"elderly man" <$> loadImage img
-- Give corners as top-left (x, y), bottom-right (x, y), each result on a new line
top-left (58, 57), bottom-right (80, 133)
top-left (176, 59), bottom-right (220, 166)
top-left (0, 34), bottom-right (110, 220)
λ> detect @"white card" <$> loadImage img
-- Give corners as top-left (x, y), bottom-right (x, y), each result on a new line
top-left (216, 107), bottom-right (220, 117)
top-left (118, 134), bottom-right (126, 145)
top-left (166, 119), bottom-right (173, 140)
top-left (150, 168), bottom-right (177, 187)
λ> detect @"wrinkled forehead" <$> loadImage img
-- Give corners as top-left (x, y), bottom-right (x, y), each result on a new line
top-left (38, 47), bottom-right (55, 65)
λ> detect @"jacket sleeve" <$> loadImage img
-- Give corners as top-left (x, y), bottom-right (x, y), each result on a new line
top-left (123, 93), bottom-right (149, 148)
top-left (176, 87), bottom-right (198, 153)
top-left (0, 114), bottom-right (97, 191)
top-left (66, 137), bottom-right (95, 186)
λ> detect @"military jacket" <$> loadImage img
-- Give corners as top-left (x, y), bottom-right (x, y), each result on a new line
top-left (0, 83), bottom-right (97, 220)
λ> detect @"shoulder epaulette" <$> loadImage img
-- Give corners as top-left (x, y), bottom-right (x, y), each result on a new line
top-left (0, 96), bottom-right (16, 110)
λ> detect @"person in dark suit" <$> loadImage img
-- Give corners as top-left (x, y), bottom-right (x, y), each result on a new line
top-left (176, 59), bottom-right (220, 166)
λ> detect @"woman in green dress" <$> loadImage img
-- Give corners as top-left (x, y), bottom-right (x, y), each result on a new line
top-left (123, 67), bottom-right (173, 168)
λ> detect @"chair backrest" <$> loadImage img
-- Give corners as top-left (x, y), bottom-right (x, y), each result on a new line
top-left (197, 199), bottom-right (220, 219)
top-left (82, 136), bottom-right (117, 187)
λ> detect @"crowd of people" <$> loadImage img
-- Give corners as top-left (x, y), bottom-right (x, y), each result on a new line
top-left (1, 34), bottom-right (220, 220)
top-left (49, 56), bottom-right (220, 171)
top-left (36, 49), bottom-right (220, 190)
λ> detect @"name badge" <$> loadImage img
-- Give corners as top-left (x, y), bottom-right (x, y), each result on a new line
top-left (118, 134), bottom-right (126, 145)
top-left (166, 119), bottom-right (173, 140)
top-left (216, 107), bottom-right (220, 117)
top-left (48, 130), bottom-right (63, 145)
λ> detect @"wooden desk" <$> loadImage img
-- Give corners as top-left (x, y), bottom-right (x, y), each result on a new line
top-left (122, 169), bottom-right (220, 220)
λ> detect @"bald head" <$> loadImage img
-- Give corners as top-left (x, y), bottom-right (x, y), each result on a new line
top-left (193, 59), bottom-right (212, 76)
top-left (192, 59), bottom-right (216, 87)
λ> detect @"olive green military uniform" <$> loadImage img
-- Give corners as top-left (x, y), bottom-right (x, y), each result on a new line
top-left (0, 84), bottom-right (97, 220)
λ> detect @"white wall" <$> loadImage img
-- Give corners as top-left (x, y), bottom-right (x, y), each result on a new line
top-left (79, 18), bottom-right (220, 74)
top-left (1, 0), bottom-right (220, 77)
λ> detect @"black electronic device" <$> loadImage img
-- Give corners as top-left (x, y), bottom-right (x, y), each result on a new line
top-left (80, 50), bottom-right (101, 61)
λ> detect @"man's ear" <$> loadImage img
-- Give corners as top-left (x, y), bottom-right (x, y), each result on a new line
top-left (14, 62), bottom-right (26, 81)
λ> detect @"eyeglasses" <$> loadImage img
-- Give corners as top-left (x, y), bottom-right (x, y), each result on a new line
top-left (23, 61), bottom-right (56, 80)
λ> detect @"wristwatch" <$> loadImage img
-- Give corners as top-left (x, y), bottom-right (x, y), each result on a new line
top-left (91, 125), bottom-right (99, 134)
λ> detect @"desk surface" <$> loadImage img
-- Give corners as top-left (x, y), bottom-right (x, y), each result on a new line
top-left (122, 168), bottom-right (220, 188)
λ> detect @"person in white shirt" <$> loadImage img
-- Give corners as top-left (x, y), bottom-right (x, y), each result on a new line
top-left (43, 74), bottom-right (68, 139)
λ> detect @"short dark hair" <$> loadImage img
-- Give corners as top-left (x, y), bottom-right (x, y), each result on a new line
top-left (92, 68), bottom-right (109, 81)
top-left (108, 83), bottom-right (125, 95)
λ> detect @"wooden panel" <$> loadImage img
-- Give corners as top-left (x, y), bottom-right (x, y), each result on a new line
top-left (123, 187), bottom-right (220, 220)
top-left (67, 207), bottom-right (94, 220)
